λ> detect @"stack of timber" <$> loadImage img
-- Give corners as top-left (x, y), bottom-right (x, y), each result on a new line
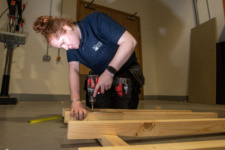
top-left (62, 108), bottom-right (225, 150)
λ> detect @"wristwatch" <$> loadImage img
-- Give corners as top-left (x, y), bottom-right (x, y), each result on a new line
top-left (107, 66), bottom-right (117, 75)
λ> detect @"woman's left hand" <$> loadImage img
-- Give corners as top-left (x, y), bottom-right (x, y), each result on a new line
top-left (93, 69), bottom-right (114, 97)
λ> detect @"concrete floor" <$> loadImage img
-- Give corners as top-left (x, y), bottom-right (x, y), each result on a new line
top-left (0, 100), bottom-right (225, 150)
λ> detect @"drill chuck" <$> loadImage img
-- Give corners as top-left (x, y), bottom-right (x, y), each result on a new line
top-left (87, 75), bottom-right (99, 112)
top-left (89, 96), bottom-right (96, 112)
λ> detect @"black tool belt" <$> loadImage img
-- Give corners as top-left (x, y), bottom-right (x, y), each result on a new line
top-left (128, 62), bottom-right (145, 88)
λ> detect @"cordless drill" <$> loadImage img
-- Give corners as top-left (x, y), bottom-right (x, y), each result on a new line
top-left (87, 75), bottom-right (99, 112)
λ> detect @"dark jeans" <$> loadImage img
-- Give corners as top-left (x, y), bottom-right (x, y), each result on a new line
top-left (85, 70), bottom-right (140, 109)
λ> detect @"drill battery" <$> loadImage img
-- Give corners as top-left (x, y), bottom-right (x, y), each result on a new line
top-left (87, 75), bottom-right (100, 94)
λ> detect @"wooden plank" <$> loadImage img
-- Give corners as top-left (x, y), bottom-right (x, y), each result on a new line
top-left (63, 108), bottom-right (193, 122)
top-left (64, 110), bottom-right (217, 123)
top-left (98, 135), bottom-right (129, 146)
top-left (189, 18), bottom-right (217, 104)
top-left (68, 118), bottom-right (225, 139)
top-left (62, 108), bottom-right (71, 117)
top-left (63, 108), bottom-right (192, 114)
top-left (79, 139), bottom-right (225, 150)
top-left (64, 111), bottom-right (121, 123)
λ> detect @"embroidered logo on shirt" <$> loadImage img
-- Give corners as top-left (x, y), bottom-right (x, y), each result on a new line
top-left (93, 41), bottom-right (103, 51)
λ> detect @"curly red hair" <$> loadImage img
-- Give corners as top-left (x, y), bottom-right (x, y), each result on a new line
top-left (33, 16), bottom-right (75, 43)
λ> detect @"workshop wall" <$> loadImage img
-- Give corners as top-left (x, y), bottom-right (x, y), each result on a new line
top-left (152, 0), bottom-right (224, 98)
top-left (0, 0), bottom-right (76, 96)
top-left (0, 0), bottom-right (224, 100)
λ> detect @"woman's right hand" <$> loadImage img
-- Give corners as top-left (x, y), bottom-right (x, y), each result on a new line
top-left (70, 101), bottom-right (87, 120)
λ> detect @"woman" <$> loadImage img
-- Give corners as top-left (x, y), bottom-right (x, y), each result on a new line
top-left (33, 11), bottom-right (143, 120)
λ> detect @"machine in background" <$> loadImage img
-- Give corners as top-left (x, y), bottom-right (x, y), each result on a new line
top-left (0, 0), bottom-right (26, 104)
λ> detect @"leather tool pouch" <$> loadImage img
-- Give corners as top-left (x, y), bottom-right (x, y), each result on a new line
top-left (128, 63), bottom-right (145, 88)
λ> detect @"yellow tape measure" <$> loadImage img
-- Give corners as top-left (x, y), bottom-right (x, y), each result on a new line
top-left (29, 115), bottom-right (62, 124)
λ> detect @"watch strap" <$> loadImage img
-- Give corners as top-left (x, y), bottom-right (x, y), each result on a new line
top-left (107, 66), bottom-right (117, 75)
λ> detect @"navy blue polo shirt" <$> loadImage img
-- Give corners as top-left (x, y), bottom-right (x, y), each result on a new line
top-left (67, 11), bottom-right (137, 75)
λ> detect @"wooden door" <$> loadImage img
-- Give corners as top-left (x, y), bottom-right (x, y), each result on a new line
top-left (223, 0), bottom-right (225, 19)
top-left (77, 0), bottom-right (144, 99)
